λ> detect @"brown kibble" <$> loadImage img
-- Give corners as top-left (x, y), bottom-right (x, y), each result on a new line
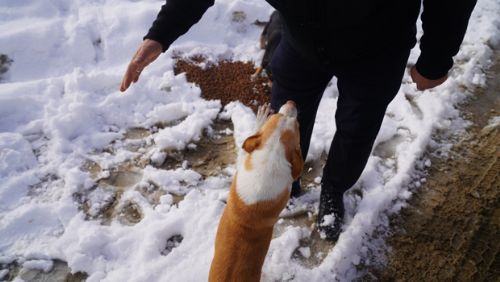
top-left (174, 57), bottom-right (271, 112)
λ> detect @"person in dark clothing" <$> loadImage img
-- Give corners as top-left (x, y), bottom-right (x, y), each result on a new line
top-left (120, 0), bottom-right (477, 241)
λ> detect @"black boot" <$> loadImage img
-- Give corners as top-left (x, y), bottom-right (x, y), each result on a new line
top-left (290, 179), bottom-right (301, 198)
top-left (317, 188), bottom-right (344, 241)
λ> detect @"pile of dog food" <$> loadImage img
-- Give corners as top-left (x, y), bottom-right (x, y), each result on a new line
top-left (174, 57), bottom-right (271, 111)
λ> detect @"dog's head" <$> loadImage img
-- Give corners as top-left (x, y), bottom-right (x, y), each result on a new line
top-left (242, 101), bottom-right (303, 180)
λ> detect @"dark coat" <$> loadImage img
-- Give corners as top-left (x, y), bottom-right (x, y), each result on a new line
top-left (145, 0), bottom-right (476, 79)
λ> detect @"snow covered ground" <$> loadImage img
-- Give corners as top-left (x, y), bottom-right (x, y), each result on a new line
top-left (1, 0), bottom-right (499, 281)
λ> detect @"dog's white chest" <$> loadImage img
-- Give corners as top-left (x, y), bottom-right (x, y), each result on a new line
top-left (235, 148), bottom-right (293, 205)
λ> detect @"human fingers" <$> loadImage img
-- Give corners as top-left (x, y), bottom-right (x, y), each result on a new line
top-left (410, 66), bottom-right (426, 90)
top-left (120, 46), bottom-right (144, 92)
top-left (120, 40), bottom-right (162, 92)
top-left (120, 61), bottom-right (142, 91)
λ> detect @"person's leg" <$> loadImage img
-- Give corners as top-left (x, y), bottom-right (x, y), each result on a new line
top-left (270, 39), bottom-right (334, 197)
top-left (318, 49), bottom-right (411, 240)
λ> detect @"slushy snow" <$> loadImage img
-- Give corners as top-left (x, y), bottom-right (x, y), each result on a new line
top-left (1, 0), bottom-right (499, 281)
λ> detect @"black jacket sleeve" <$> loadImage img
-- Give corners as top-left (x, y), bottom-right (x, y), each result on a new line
top-left (415, 0), bottom-right (477, 80)
top-left (144, 0), bottom-right (215, 52)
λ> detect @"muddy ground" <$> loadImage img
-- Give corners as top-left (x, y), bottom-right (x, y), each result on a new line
top-left (376, 54), bottom-right (500, 281)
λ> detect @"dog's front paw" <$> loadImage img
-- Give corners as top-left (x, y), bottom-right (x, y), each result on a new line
top-left (255, 103), bottom-right (271, 130)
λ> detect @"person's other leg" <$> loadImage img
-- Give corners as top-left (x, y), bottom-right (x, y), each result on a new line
top-left (270, 39), bottom-right (334, 197)
top-left (318, 49), bottom-right (411, 240)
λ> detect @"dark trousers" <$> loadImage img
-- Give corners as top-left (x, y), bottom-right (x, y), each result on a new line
top-left (270, 40), bottom-right (410, 201)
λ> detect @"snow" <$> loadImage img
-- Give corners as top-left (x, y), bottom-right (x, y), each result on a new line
top-left (319, 214), bottom-right (336, 227)
top-left (0, 133), bottom-right (37, 178)
top-left (22, 259), bottom-right (54, 272)
top-left (487, 115), bottom-right (500, 128)
top-left (1, 0), bottom-right (499, 281)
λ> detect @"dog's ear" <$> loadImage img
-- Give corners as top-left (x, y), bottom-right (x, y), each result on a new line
top-left (290, 146), bottom-right (304, 180)
top-left (242, 134), bottom-right (262, 153)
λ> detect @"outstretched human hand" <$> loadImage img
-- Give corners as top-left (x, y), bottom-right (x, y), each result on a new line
top-left (410, 66), bottom-right (448, 91)
top-left (120, 39), bottom-right (163, 92)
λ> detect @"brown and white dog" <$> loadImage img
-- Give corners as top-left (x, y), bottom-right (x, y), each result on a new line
top-left (209, 101), bottom-right (303, 282)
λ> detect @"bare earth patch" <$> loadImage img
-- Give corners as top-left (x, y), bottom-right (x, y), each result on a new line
top-left (159, 120), bottom-right (237, 178)
top-left (3, 260), bottom-right (87, 282)
top-left (377, 52), bottom-right (500, 281)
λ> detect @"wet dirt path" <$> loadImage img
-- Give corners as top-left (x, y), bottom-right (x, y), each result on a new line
top-left (378, 52), bottom-right (500, 281)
